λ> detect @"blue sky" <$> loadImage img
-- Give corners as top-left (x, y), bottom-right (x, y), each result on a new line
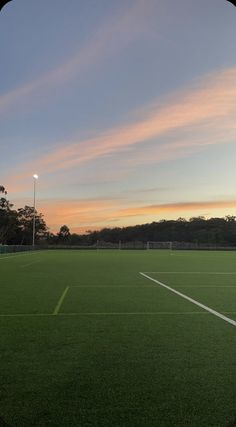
top-left (1, 0), bottom-right (236, 232)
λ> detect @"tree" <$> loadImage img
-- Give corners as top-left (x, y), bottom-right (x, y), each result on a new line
top-left (0, 1), bottom-right (13, 13)
top-left (227, 1), bottom-right (236, 7)
top-left (57, 225), bottom-right (71, 243)
top-left (17, 205), bottom-right (48, 244)
top-left (0, 186), bottom-right (18, 244)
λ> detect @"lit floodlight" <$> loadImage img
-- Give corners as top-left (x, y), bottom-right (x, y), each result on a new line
top-left (33, 174), bottom-right (39, 179)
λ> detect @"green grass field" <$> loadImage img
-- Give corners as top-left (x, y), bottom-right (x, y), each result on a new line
top-left (1, 249), bottom-right (236, 426)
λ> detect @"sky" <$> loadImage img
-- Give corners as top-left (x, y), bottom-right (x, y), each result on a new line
top-left (1, 0), bottom-right (236, 233)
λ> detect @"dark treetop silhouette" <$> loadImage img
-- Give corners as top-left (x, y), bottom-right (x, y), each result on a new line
top-left (227, 0), bottom-right (236, 6)
top-left (0, 0), bottom-right (12, 12)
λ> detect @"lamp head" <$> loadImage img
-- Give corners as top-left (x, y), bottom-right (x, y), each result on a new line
top-left (33, 174), bottom-right (39, 180)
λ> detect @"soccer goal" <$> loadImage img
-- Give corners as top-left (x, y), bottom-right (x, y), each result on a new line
top-left (146, 241), bottom-right (173, 250)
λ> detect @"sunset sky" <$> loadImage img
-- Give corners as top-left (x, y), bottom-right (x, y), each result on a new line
top-left (1, 0), bottom-right (236, 233)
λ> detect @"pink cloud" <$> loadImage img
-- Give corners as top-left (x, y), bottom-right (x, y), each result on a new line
top-left (5, 65), bottom-right (236, 192)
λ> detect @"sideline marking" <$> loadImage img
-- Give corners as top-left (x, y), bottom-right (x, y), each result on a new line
top-left (53, 286), bottom-right (69, 315)
top-left (21, 260), bottom-right (41, 268)
top-left (0, 313), bottom-right (52, 317)
top-left (140, 272), bottom-right (236, 328)
top-left (0, 252), bottom-right (40, 261)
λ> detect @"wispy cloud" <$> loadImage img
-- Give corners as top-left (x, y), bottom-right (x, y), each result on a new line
top-left (0, 0), bottom-right (153, 113)
top-left (5, 64), bottom-right (236, 192)
top-left (124, 187), bottom-right (170, 194)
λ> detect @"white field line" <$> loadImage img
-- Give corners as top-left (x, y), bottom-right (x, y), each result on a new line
top-left (58, 311), bottom-right (207, 316)
top-left (1, 311), bottom-right (236, 318)
top-left (53, 287), bottom-right (69, 315)
top-left (71, 285), bottom-right (157, 288)
top-left (0, 311), bottom-right (209, 317)
top-left (143, 271), bottom-right (236, 274)
top-left (140, 272), bottom-right (236, 328)
top-left (21, 260), bottom-right (41, 268)
top-left (0, 313), bottom-right (52, 317)
top-left (0, 252), bottom-right (40, 261)
top-left (170, 254), bottom-right (235, 258)
top-left (170, 286), bottom-right (236, 288)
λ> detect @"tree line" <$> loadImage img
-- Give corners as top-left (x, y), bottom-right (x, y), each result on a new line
top-left (1, 185), bottom-right (236, 246)
top-left (0, 186), bottom-right (47, 245)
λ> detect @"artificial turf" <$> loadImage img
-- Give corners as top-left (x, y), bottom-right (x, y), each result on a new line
top-left (1, 249), bottom-right (236, 426)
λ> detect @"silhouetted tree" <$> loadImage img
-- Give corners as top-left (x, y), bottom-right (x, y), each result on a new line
top-left (0, 0), bottom-right (12, 12)
top-left (0, 186), bottom-right (18, 244)
top-left (227, 1), bottom-right (236, 7)
top-left (57, 225), bottom-right (71, 243)
top-left (17, 205), bottom-right (48, 245)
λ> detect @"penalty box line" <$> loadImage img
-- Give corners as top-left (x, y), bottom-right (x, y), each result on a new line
top-left (3, 311), bottom-right (236, 318)
top-left (143, 271), bottom-right (236, 275)
top-left (140, 272), bottom-right (236, 329)
top-left (53, 286), bottom-right (69, 315)
top-left (0, 312), bottom-right (224, 317)
top-left (52, 284), bottom-right (159, 315)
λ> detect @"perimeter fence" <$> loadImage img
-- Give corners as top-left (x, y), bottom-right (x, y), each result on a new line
top-left (47, 241), bottom-right (236, 251)
top-left (1, 241), bottom-right (236, 254)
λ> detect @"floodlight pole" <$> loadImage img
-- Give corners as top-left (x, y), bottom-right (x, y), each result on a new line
top-left (32, 174), bottom-right (38, 247)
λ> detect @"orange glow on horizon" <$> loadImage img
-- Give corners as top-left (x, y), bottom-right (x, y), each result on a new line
top-left (26, 197), bottom-right (236, 234)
